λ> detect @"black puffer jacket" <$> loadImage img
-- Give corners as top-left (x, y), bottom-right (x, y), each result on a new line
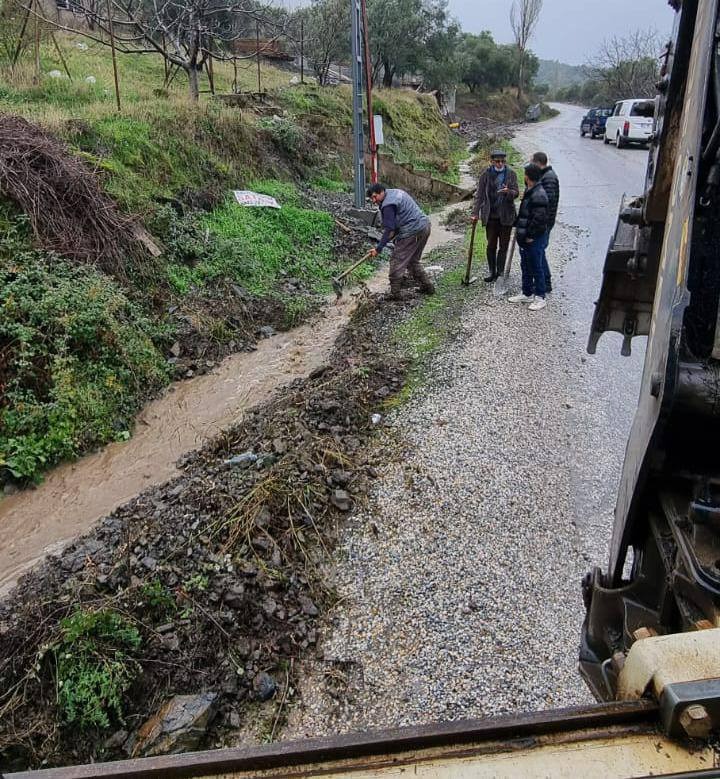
top-left (515, 183), bottom-right (549, 245)
top-left (540, 166), bottom-right (560, 229)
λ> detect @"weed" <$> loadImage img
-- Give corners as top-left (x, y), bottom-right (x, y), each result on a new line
top-left (139, 580), bottom-right (176, 618)
top-left (51, 608), bottom-right (142, 730)
top-left (0, 214), bottom-right (170, 483)
top-left (184, 573), bottom-right (209, 593)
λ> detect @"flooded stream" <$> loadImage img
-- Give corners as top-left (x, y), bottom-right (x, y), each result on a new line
top-left (0, 193), bottom-right (473, 596)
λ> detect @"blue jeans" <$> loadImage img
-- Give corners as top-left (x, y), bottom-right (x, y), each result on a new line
top-left (519, 237), bottom-right (546, 298)
top-left (541, 228), bottom-right (552, 290)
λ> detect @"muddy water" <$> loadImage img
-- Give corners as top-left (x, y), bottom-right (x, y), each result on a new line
top-left (0, 201), bottom-right (472, 596)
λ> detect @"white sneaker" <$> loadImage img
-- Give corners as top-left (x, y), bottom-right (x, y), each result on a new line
top-left (529, 296), bottom-right (547, 311)
top-left (508, 294), bottom-right (533, 304)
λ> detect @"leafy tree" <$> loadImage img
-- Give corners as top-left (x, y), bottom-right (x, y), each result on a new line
top-left (367, 0), bottom-right (454, 88)
top-left (458, 31), bottom-right (515, 94)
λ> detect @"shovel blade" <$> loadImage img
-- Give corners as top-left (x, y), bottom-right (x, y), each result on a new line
top-left (493, 277), bottom-right (507, 296)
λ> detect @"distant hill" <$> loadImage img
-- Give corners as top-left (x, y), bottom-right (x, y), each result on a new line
top-left (536, 59), bottom-right (587, 89)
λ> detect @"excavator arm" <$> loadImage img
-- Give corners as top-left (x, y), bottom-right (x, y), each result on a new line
top-left (581, 0), bottom-right (720, 722)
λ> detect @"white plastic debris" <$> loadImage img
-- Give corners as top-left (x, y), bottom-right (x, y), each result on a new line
top-left (76, 42), bottom-right (88, 50)
top-left (233, 190), bottom-right (281, 209)
top-left (371, 413), bottom-right (382, 425)
top-left (424, 265), bottom-right (443, 273)
top-left (48, 70), bottom-right (64, 79)
top-left (85, 75), bottom-right (97, 84)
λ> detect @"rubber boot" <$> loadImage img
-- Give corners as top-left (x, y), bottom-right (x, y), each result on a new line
top-left (387, 280), bottom-right (404, 301)
top-left (415, 268), bottom-right (436, 295)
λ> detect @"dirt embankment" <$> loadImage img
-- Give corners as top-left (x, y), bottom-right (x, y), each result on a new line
top-left (0, 266), bottom-right (459, 769)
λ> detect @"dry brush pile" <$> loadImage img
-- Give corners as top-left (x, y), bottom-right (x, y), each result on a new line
top-left (0, 115), bottom-right (142, 278)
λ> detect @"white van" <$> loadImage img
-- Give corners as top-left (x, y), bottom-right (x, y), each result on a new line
top-left (604, 98), bottom-right (655, 148)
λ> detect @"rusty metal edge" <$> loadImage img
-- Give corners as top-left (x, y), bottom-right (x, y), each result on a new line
top-left (3, 700), bottom-right (660, 779)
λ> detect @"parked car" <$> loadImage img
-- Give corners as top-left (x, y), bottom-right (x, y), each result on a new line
top-left (580, 107), bottom-right (613, 138)
top-left (604, 98), bottom-right (655, 148)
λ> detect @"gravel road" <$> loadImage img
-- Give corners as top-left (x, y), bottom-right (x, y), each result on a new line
top-left (285, 104), bottom-right (650, 737)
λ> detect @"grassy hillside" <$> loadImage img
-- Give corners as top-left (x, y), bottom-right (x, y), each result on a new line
top-left (0, 34), bottom-right (463, 485)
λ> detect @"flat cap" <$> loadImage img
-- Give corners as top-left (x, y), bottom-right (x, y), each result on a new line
top-left (490, 148), bottom-right (507, 158)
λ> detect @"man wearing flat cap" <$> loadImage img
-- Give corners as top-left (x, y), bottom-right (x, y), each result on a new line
top-left (471, 148), bottom-right (519, 283)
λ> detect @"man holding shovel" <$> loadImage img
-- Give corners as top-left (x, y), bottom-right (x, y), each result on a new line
top-left (367, 183), bottom-right (435, 300)
top-left (470, 149), bottom-right (519, 283)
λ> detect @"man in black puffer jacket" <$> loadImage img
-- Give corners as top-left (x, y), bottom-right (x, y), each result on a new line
top-left (509, 163), bottom-right (549, 311)
top-left (532, 151), bottom-right (559, 292)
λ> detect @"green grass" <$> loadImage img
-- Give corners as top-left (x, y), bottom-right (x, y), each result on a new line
top-left (391, 232), bottom-right (487, 404)
top-left (161, 180), bottom-right (336, 300)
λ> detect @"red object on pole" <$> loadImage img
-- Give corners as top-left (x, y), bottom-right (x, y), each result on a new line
top-left (359, 0), bottom-right (377, 183)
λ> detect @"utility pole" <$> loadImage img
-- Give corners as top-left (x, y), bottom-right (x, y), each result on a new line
top-left (300, 19), bottom-right (304, 84)
top-left (350, 0), bottom-right (366, 207)
top-left (360, 0), bottom-right (377, 183)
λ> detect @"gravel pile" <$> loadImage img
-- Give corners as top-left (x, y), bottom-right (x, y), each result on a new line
top-left (287, 222), bottom-right (614, 739)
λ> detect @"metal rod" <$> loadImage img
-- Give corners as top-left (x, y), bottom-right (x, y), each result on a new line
top-left (256, 20), bottom-right (261, 93)
top-left (105, 0), bottom-right (121, 111)
top-left (350, 0), bottom-right (366, 207)
top-left (50, 30), bottom-right (72, 81)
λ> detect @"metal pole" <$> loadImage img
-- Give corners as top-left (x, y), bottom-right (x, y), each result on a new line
top-left (350, 0), bottom-right (366, 207)
top-left (106, 0), bottom-right (121, 111)
top-left (256, 20), bottom-right (261, 94)
top-left (360, 0), bottom-right (377, 183)
top-left (300, 19), bottom-right (304, 84)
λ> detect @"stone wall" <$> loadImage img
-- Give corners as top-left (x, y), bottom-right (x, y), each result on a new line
top-left (368, 151), bottom-right (473, 204)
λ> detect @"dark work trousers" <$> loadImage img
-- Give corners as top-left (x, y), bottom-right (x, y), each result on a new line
top-left (541, 227), bottom-right (553, 291)
top-left (389, 224), bottom-right (432, 288)
top-left (485, 218), bottom-right (512, 274)
top-left (519, 237), bottom-right (547, 298)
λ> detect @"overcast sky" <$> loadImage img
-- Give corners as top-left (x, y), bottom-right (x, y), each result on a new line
top-left (448, 0), bottom-right (675, 65)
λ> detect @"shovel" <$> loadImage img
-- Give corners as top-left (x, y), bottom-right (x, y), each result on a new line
top-left (493, 230), bottom-right (517, 296)
top-left (462, 220), bottom-right (479, 286)
top-left (332, 251), bottom-right (374, 299)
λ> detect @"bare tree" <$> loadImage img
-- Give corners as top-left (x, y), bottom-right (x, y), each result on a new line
top-left (586, 29), bottom-right (660, 101)
top-left (15, 0), bottom-right (287, 101)
top-left (299, 0), bottom-right (348, 86)
top-left (510, 0), bottom-right (542, 101)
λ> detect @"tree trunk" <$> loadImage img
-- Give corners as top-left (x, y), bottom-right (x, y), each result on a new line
top-left (382, 61), bottom-right (393, 88)
top-left (517, 49), bottom-right (525, 101)
top-left (187, 65), bottom-right (200, 102)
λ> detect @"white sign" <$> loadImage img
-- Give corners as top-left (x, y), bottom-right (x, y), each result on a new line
top-left (373, 115), bottom-right (384, 145)
top-left (233, 190), bottom-right (281, 209)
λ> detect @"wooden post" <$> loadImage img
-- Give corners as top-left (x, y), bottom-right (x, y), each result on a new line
top-left (300, 19), bottom-right (304, 84)
top-left (11, 4), bottom-right (32, 69)
top-left (162, 33), bottom-right (169, 83)
top-left (256, 20), bottom-right (261, 94)
top-left (50, 31), bottom-right (72, 81)
top-left (206, 52), bottom-right (215, 95)
top-left (233, 57), bottom-right (238, 93)
top-left (33, 0), bottom-right (41, 85)
top-left (105, 0), bottom-right (121, 110)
